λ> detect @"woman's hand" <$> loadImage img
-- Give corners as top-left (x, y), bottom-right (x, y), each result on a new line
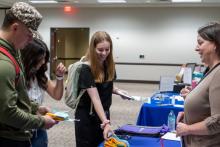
top-left (103, 124), bottom-right (114, 140)
top-left (177, 111), bottom-right (184, 124)
top-left (176, 122), bottom-right (191, 137)
top-left (115, 89), bottom-right (132, 100)
top-left (55, 62), bottom-right (66, 77)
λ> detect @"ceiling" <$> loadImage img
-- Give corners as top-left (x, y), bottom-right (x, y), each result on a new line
top-left (1, 0), bottom-right (220, 8)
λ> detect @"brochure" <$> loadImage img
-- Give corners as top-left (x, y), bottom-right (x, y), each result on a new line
top-left (117, 90), bottom-right (134, 100)
top-left (161, 132), bottom-right (181, 141)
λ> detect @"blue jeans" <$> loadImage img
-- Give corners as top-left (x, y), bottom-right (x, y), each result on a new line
top-left (31, 129), bottom-right (48, 147)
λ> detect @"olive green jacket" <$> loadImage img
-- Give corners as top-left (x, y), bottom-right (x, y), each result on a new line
top-left (0, 39), bottom-right (45, 141)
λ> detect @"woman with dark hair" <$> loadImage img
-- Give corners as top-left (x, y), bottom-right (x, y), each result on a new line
top-left (176, 22), bottom-right (220, 147)
top-left (74, 31), bottom-right (130, 147)
top-left (21, 38), bottom-right (66, 147)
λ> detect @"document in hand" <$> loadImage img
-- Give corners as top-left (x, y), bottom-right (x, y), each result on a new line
top-left (46, 111), bottom-right (79, 122)
top-left (117, 90), bottom-right (134, 100)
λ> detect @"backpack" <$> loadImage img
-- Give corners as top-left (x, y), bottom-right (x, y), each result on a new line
top-left (0, 46), bottom-right (20, 85)
top-left (65, 56), bottom-right (93, 114)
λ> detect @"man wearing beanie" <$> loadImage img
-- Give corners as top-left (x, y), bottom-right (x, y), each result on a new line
top-left (0, 2), bottom-right (57, 147)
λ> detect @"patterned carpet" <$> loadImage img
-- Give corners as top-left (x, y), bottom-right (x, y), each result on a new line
top-left (44, 82), bottom-right (158, 147)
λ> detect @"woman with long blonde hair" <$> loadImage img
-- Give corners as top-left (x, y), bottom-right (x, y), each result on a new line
top-left (74, 31), bottom-right (129, 147)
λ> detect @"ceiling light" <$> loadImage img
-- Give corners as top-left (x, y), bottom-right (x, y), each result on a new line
top-left (30, 0), bottom-right (58, 3)
top-left (97, 0), bottom-right (127, 3)
top-left (172, 0), bottom-right (201, 2)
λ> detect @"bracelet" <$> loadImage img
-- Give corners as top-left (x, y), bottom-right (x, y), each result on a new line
top-left (56, 75), bottom-right (64, 80)
top-left (100, 120), bottom-right (110, 129)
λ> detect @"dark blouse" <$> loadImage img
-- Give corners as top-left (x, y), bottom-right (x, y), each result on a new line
top-left (77, 64), bottom-right (114, 111)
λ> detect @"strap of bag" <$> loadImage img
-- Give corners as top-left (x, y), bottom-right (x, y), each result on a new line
top-left (73, 89), bottom-right (93, 115)
top-left (71, 89), bottom-right (86, 114)
top-left (0, 46), bottom-right (20, 84)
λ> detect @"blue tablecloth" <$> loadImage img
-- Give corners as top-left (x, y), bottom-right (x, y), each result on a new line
top-left (136, 92), bottom-right (184, 126)
top-left (99, 136), bottom-right (181, 147)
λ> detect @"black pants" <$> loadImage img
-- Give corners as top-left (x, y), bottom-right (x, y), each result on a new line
top-left (75, 108), bottom-right (110, 147)
top-left (0, 137), bottom-right (31, 147)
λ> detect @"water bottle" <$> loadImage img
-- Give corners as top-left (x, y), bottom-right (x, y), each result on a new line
top-left (167, 110), bottom-right (176, 132)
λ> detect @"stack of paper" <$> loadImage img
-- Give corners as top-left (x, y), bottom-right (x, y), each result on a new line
top-left (161, 132), bottom-right (181, 141)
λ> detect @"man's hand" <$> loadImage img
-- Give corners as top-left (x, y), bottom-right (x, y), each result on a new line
top-left (42, 115), bottom-right (57, 129)
top-left (37, 106), bottom-right (51, 115)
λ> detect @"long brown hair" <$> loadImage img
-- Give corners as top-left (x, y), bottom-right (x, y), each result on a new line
top-left (85, 31), bottom-right (115, 83)
top-left (21, 38), bottom-right (49, 90)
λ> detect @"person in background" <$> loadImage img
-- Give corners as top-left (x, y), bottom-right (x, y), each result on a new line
top-left (0, 2), bottom-right (56, 147)
top-left (176, 22), bottom-right (220, 147)
top-left (21, 37), bottom-right (66, 147)
top-left (74, 31), bottom-right (130, 147)
top-left (180, 65), bottom-right (209, 98)
top-left (180, 86), bottom-right (192, 98)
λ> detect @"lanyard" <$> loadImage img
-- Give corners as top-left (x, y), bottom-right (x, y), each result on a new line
top-left (196, 62), bottom-right (220, 86)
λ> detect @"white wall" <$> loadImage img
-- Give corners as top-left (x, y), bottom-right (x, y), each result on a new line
top-left (0, 10), bottom-right (5, 21)
top-left (1, 7), bottom-right (220, 81)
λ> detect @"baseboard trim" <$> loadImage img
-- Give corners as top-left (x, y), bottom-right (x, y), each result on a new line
top-left (115, 62), bottom-right (182, 66)
top-left (115, 79), bottom-right (159, 84)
